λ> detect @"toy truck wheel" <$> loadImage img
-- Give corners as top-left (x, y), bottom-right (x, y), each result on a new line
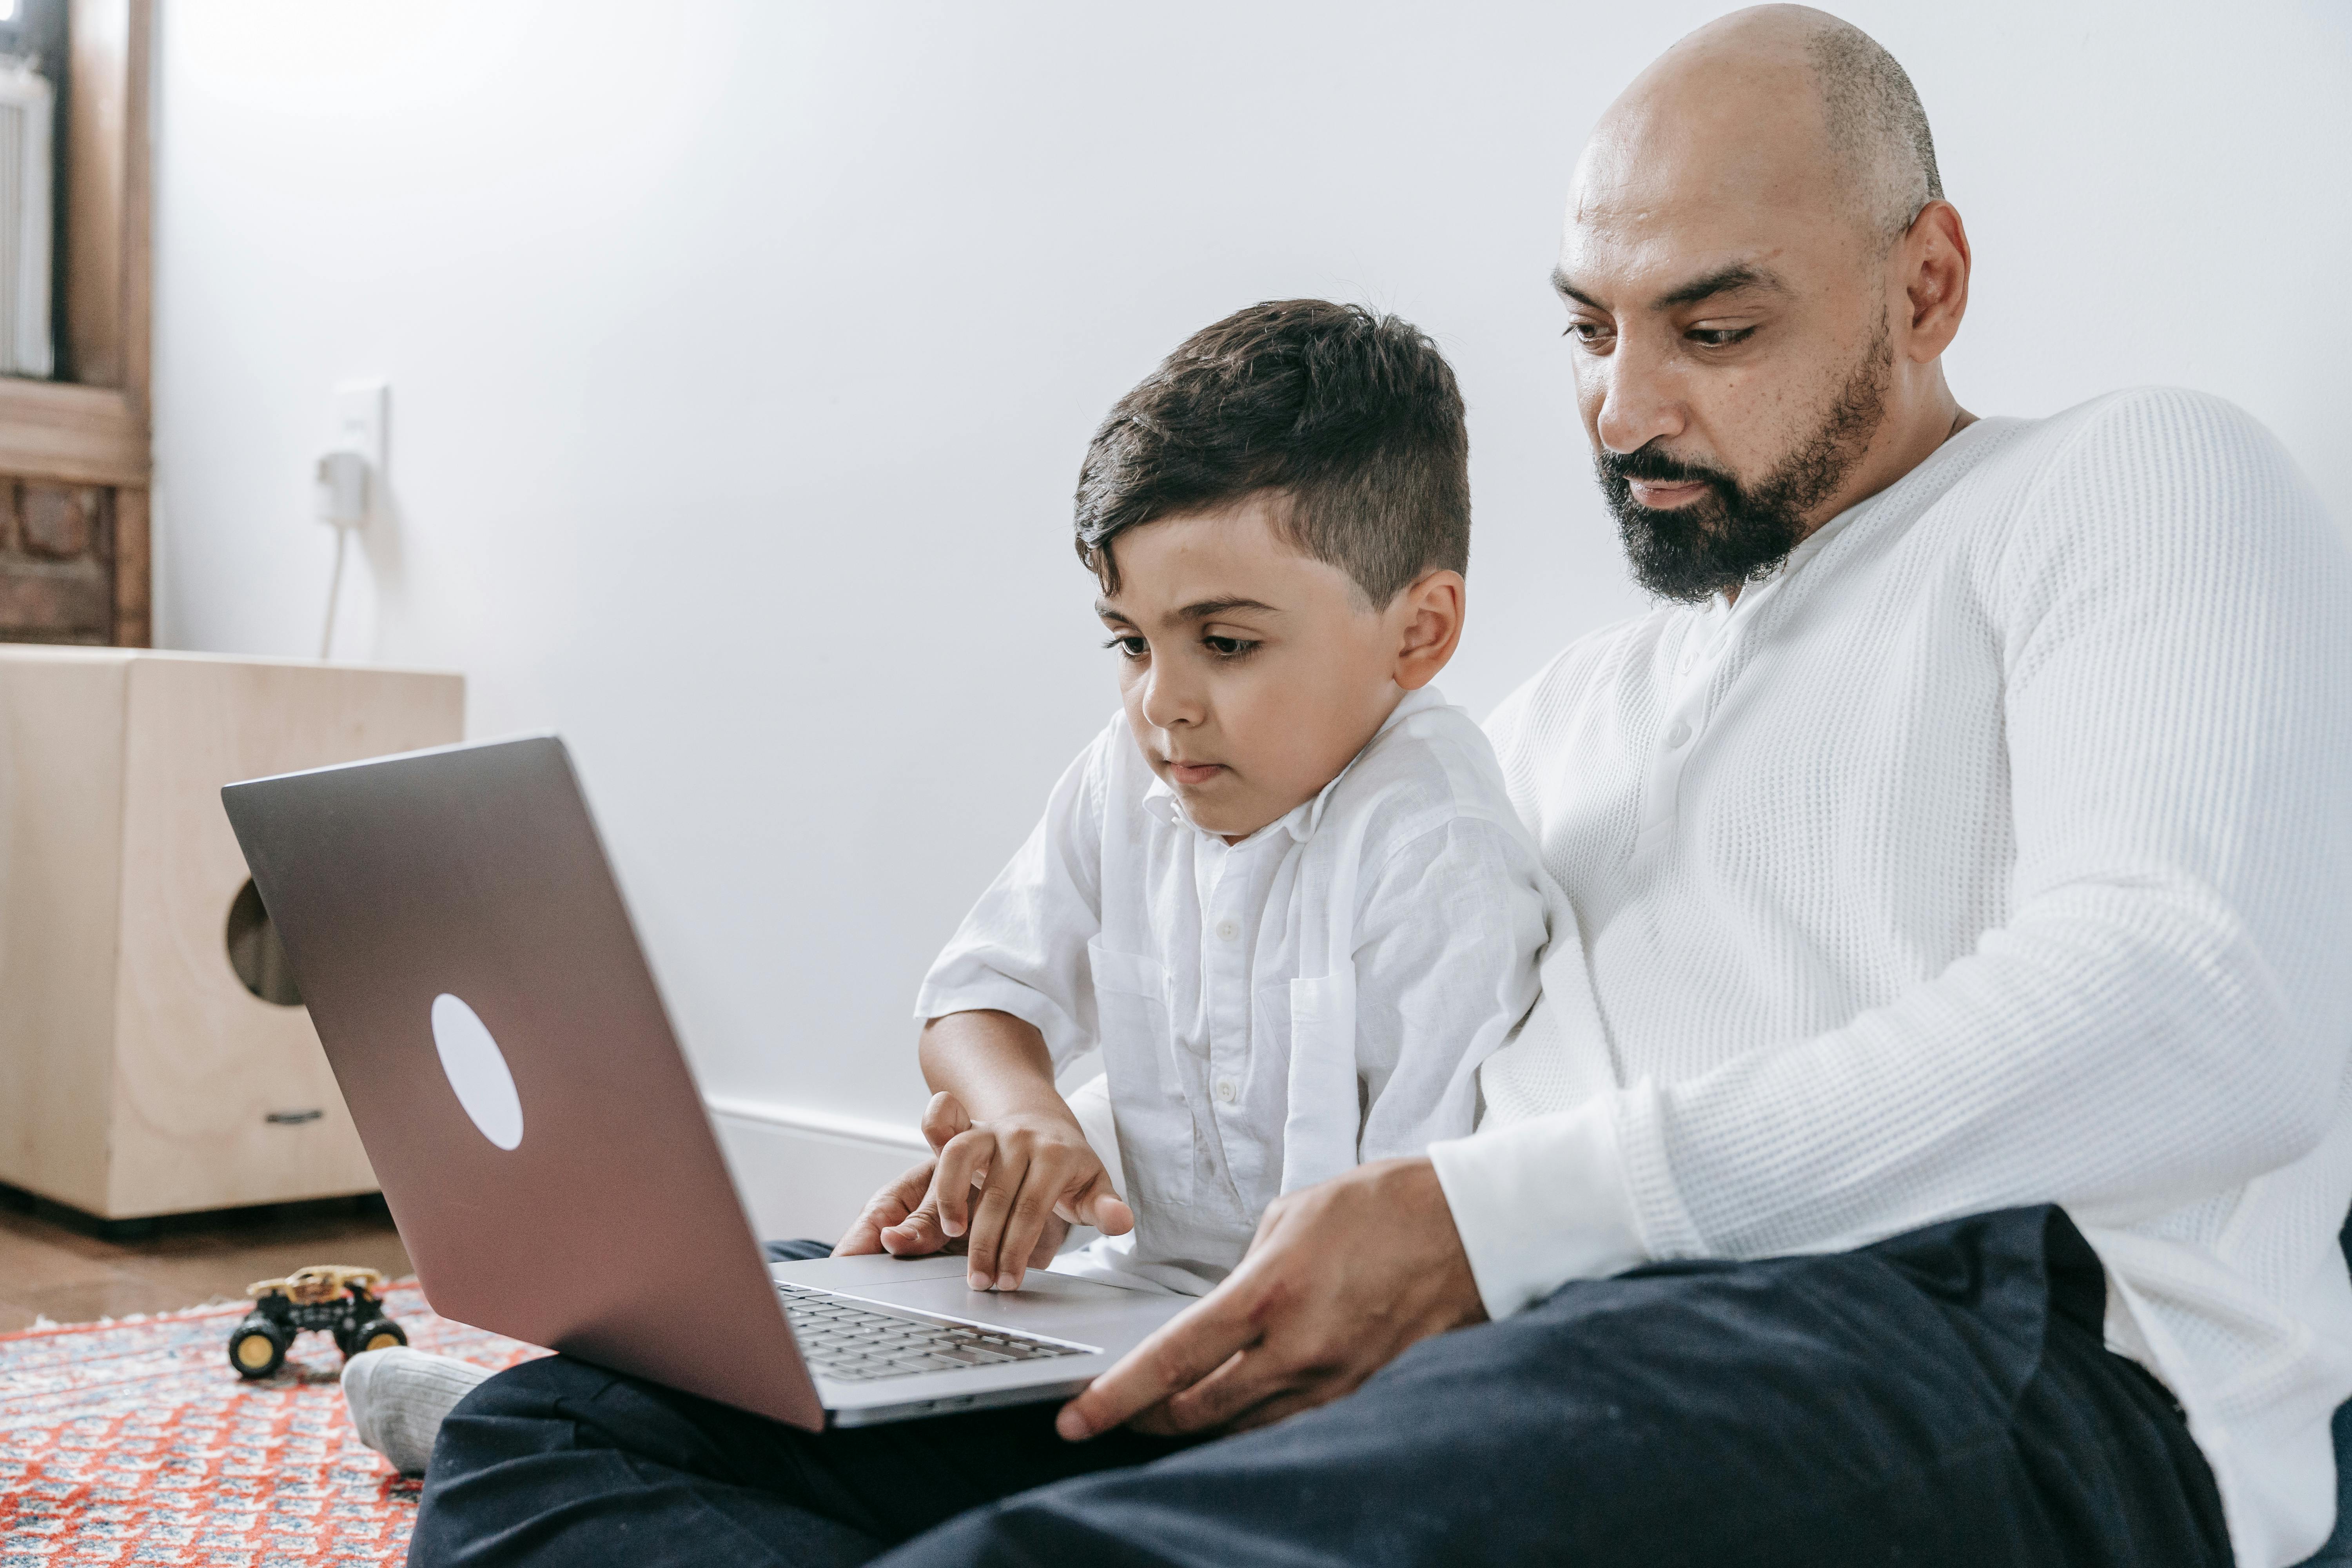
top-left (228, 1316), bottom-right (289, 1379)
top-left (349, 1316), bottom-right (407, 1356)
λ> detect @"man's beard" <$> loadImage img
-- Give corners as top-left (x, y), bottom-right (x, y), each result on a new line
top-left (1597, 321), bottom-right (1894, 603)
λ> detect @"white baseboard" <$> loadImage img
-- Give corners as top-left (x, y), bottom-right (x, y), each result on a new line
top-left (705, 1096), bottom-right (927, 1246)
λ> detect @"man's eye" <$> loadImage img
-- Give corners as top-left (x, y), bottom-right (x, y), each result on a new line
top-left (1203, 635), bottom-right (1259, 659)
top-left (1563, 320), bottom-right (1613, 347)
top-left (1688, 326), bottom-right (1758, 348)
top-left (1102, 635), bottom-right (1149, 659)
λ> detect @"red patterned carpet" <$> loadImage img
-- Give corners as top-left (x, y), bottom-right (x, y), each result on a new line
top-left (0, 1282), bottom-right (540, 1565)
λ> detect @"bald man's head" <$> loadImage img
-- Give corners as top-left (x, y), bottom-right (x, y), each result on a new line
top-left (1588, 6), bottom-right (1942, 249)
top-left (1555, 6), bottom-right (1973, 601)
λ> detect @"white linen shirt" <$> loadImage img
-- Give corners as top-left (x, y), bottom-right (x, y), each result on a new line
top-left (1429, 389), bottom-right (2352, 1568)
top-left (918, 686), bottom-right (1550, 1297)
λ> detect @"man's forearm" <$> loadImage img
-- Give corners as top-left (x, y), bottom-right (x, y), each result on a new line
top-left (1427, 1096), bottom-right (1649, 1320)
top-left (919, 1009), bottom-right (1077, 1126)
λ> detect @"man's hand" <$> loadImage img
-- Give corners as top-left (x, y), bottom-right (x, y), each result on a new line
top-left (1054, 1156), bottom-right (1485, 1441)
top-left (922, 1091), bottom-right (1133, 1292)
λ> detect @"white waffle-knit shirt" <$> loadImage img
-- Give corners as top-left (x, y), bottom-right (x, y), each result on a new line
top-left (1426, 388), bottom-right (2352, 1568)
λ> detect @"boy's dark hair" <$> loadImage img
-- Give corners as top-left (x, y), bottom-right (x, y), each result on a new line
top-left (1074, 300), bottom-right (1469, 606)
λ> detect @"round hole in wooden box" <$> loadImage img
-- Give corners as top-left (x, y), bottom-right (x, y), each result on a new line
top-left (225, 878), bottom-right (302, 1007)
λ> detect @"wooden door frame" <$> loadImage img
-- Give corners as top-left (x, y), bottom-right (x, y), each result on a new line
top-left (0, 0), bottom-right (152, 645)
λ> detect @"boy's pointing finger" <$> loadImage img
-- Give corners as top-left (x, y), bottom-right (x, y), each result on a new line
top-left (931, 1129), bottom-right (996, 1238)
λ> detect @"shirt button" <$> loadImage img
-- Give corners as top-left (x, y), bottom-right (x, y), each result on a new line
top-left (1214, 919), bottom-right (1239, 942)
top-left (1665, 720), bottom-right (1692, 748)
top-left (1215, 1079), bottom-right (1236, 1104)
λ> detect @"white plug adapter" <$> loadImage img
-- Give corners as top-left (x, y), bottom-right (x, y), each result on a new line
top-left (315, 449), bottom-right (369, 528)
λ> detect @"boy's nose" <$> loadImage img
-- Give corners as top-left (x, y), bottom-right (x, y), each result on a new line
top-left (1140, 666), bottom-right (1205, 730)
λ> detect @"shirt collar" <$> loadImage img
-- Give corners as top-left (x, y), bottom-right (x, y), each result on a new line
top-left (1708, 488), bottom-right (1878, 621)
top-left (1711, 423), bottom-right (1999, 616)
top-left (1140, 685), bottom-right (1449, 846)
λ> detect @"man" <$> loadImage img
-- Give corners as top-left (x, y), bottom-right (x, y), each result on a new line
top-left (410, 7), bottom-right (2352, 1564)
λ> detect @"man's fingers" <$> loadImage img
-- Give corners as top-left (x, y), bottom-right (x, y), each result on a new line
top-left (1120, 1349), bottom-right (1247, 1436)
top-left (1059, 1158), bottom-right (1482, 1442)
top-left (1054, 1295), bottom-right (1263, 1441)
top-left (1220, 1378), bottom-right (1347, 1436)
top-left (1157, 1337), bottom-right (1332, 1435)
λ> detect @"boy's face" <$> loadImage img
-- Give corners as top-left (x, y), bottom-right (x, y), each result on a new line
top-left (1096, 495), bottom-right (1450, 842)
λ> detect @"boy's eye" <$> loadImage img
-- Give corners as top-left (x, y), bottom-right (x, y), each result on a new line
top-left (1203, 635), bottom-right (1258, 659)
top-left (1102, 635), bottom-right (1149, 660)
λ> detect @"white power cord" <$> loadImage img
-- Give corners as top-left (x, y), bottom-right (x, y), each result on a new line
top-left (320, 525), bottom-right (348, 661)
top-left (315, 448), bottom-right (369, 661)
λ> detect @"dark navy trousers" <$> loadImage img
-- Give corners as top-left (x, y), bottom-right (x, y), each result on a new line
top-left (406, 1207), bottom-right (2231, 1566)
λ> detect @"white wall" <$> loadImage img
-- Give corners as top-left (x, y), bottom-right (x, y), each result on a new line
top-left (151, 2), bottom-right (2352, 1235)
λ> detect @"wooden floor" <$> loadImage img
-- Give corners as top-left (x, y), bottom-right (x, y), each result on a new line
top-left (0, 1187), bottom-right (411, 1333)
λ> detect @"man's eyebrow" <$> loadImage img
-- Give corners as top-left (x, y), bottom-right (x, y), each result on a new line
top-left (1550, 262), bottom-right (1788, 314)
top-left (1653, 263), bottom-right (1786, 310)
top-left (1550, 266), bottom-right (1605, 312)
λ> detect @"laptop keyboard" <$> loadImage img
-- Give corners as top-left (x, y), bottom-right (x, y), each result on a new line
top-left (777, 1282), bottom-right (1096, 1383)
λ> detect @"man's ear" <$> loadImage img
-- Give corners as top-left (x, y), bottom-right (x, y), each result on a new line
top-left (1392, 570), bottom-right (1466, 691)
top-left (1900, 200), bottom-right (1971, 363)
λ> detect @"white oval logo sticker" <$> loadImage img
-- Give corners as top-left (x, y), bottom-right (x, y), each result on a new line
top-left (430, 993), bottom-right (524, 1151)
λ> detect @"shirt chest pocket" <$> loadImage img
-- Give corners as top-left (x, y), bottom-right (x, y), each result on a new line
top-left (1280, 970), bottom-right (1362, 1193)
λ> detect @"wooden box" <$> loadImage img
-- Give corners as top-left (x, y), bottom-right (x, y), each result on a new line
top-left (0, 648), bottom-right (464, 1218)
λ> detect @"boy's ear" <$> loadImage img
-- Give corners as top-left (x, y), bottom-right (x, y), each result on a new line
top-left (1392, 570), bottom-right (1466, 691)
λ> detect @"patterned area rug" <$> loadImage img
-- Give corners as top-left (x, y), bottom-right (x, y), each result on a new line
top-left (0, 1283), bottom-right (541, 1566)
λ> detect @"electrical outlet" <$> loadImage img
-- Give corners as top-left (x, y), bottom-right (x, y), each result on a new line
top-left (330, 380), bottom-right (388, 473)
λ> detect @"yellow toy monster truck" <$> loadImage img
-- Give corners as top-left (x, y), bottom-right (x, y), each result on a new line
top-left (228, 1265), bottom-right (408, 1379)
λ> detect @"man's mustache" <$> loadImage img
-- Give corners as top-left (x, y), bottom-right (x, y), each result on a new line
top-left (1596, 444), bottom-right (1739, 492)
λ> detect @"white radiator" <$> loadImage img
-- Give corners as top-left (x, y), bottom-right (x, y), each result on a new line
top-left (0, 55), bottom-right (52, 379)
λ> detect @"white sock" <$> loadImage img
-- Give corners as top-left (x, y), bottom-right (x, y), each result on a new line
top-left (341, 1347), bottom-right (494, 1475)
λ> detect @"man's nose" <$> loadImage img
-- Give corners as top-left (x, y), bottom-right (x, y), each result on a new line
top-left (1139, 661), bottom-right (1205, 731)
top-left (1590, 337), bottom-right (1688, 456)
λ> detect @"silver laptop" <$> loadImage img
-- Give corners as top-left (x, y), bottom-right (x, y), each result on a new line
top-left (221, 733), bottom-right (1187, 1430)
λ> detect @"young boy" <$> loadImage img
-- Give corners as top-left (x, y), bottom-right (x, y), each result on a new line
top-left (339, 299), bottom-right (1566, 1475)
top-left (876, 299), bottom-right (1557, 1298)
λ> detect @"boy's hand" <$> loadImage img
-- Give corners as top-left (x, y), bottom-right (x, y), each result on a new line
top-left (836, 1093), bottom-right (983, 1258)
top-left (836, 1156), bottom-right (953, 1256)
top-left (919, 1090), bottom-right (1133, 1292)
top-left (835, 1093), bottom-right (984, 1257)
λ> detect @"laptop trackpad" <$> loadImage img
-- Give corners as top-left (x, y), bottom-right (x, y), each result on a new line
top-left (771, 1254), bottom-right (1187, 1352)
top-left (769, 1253), bottom-right (971, 1287)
